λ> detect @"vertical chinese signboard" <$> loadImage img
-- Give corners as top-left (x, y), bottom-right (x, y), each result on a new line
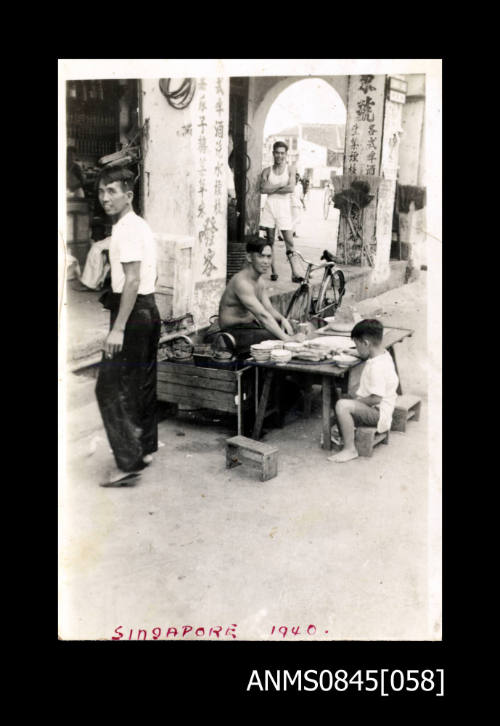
top-left (192, 76), bottom-right (229, 324)
top-left (340, 75), bottom-right (386, 266)
top-left (344, 75), bottom-right (385, 178)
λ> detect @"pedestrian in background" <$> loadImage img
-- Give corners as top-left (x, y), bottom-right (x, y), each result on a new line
top-left (291, 172), bottom-right (305, 237)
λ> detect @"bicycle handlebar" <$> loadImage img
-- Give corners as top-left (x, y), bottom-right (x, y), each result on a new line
top-left (292, 249), bottom-right (339, 269)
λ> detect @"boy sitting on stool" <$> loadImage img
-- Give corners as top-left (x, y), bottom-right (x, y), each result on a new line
top-left (328, 319), bottom-right (399, 463)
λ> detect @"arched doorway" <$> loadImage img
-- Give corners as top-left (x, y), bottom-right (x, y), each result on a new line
top-left (259, 78), bottom-right (346, 251)
top-left (244, 75), bottom-right (348, 238)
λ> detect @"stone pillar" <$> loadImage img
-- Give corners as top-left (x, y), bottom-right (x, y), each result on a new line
top-left (245, 77), bottom-right (266, 238)
top-left (340, 74), bottom-right (385, 266)
top-left (341, 74), bottom-right (404, 280)
top-left (373, 94), bottom-right (404, 281)
top-left (141, 77), bottom-right (229, 326)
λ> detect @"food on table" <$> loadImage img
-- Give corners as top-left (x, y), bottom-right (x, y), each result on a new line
top-left (306, 336), bottom-right (357, 352)
top-left (258, 340), bottom-right (284, 350)
top-left (331, 353), bottom-right (359, 367)
top-left (292, 348), bottom-right (327, 362)
top-left (270, 349), bottom-right (292, 363)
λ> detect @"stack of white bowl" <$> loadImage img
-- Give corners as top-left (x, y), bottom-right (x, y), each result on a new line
top-left (261, 340), bottom-right (284, 350)
top-left (283, 341), bottom-right (305, 353)
top-left (250, 344), bottom-right (271, 361)
top-left (270, 349), bottom-right (292, 364)
top-left (251, 340), bottom-right (284, 361)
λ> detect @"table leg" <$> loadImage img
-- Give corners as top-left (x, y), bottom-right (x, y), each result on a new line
top-left (273, 371), bottom-right (284, 428)
top-left (303, 373), bottom-right (313, 418)
top-left (388, 344), bottom-right (403, 395)
top-left (237, 371), bottom-right (242, 435)
top-left (322, 376), bottom-right (333, 451)
top-left (254, 367), bottom-right (259, 417)
top-left (252, 369), bottom-right (274, 440)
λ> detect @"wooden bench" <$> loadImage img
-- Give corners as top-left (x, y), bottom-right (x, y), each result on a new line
top-left (391, 394), bottom-right (422, 433)
top-left (354, 427), bottom-right (390, 457)
top-left (226, 435), bottom-right (278, 481)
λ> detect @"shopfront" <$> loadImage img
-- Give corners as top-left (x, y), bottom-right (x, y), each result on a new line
top-left (66, 79), bottom-right (141, 268)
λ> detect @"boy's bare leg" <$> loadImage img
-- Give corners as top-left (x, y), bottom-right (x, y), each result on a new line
top-left (328, 398), bottom-right (359, 463)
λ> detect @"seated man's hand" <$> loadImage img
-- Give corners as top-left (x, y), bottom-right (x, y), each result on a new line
top-left (290, 332), bottom-right (306, 343)
top-left (280, 317), bottom-right (295, 336)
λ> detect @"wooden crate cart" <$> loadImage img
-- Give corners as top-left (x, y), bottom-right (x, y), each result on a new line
top-left (157, 360), bottom-right (254, 436)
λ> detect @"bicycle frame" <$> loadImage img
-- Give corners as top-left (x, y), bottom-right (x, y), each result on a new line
top-left (292, 250), bottom-right (337, 286)
top-left (286, 250), bottom-right (343, 321)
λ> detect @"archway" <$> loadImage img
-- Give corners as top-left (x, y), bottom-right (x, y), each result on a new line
top-left (245, 75), bottom-right (348, 237)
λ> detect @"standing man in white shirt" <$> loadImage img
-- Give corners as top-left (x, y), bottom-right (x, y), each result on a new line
top-left (95, 167), bottom-right (161, 486)
top-left (260, 141), bottom-right (304, 282)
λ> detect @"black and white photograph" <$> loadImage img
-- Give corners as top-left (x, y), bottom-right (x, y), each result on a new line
top-left (58, 59), bottom-right (442, 646)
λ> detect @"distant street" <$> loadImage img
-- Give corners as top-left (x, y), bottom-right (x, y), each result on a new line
top-left (294, 186), bottom-right (340, 252)
top-left (261, 186), bottom-right (342, 287)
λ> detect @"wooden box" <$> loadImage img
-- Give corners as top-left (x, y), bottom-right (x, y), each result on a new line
top-left (157, 360), bottom-right (253, 435)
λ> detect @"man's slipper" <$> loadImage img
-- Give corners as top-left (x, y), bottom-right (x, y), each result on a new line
top-left (71, 280), bottom-right (94, 292)
top-left (99, 472), bottom-right (140, 487)
top-left (292, 276), bottom-right (304, 283)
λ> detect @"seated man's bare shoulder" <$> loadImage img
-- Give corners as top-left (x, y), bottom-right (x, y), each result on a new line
top-left (255, 275), bottom-right (268, 297)
top-left (232, 269), bottom-right (256, 296)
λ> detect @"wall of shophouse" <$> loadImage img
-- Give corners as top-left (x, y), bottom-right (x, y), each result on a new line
top-left (397, 74), bottom-right (427, 269)
top-left (141, 78), bottom-right (230, 326)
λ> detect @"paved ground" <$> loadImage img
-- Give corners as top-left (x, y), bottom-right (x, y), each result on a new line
top-left (60, 271), bottom-right (441, 642)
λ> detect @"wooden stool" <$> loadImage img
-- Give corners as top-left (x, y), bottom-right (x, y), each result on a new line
top-left (354, 427), bottom-right (390, 457)
top-left (391, 394), bottom-right (422, 432)
top-left (226, 435), bottom-right (278, 482)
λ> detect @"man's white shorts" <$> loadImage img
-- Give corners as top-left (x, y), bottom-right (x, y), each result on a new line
top-left (260, 194), bottom-right (293, 231)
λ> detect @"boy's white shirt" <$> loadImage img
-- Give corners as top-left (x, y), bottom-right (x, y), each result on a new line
top-left (356, 350), bottom-right (399, 433)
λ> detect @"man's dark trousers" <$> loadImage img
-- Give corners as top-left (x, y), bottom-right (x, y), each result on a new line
top-left (96, 292), bottom-right (161, 472)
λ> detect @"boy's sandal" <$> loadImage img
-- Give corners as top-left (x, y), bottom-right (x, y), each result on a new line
top-left (270, 274), bottom-right (278, 281)
top-left (292, 275), bottom-right (304, 283)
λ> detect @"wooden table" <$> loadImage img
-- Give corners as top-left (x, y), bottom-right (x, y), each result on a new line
top-left (247, 326), bottom-right (414, 450)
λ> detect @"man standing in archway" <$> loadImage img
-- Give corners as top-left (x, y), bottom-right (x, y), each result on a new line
top-left (260, 141), bottom-right (303, 282)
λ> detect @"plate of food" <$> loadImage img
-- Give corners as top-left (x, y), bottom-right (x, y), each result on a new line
top-left (319, 319), bottom-right (354, 334)
top-left (331, 353), bottom-right (360, 367)
top-left (306, 336), bottom-right (357, 351)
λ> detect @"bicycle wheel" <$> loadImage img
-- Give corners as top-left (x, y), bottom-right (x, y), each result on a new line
top-left (323, 189), bottom-right (330, 220)
top-left (316, 269), bottom-right (346, 315)
top-left (286, 284), bottom-right (312, 323)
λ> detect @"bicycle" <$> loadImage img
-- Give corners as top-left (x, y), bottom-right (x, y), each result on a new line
top-left (286, 249), bottom-right (346, 324)
top-left (323, 185), bottom-right (335, 220)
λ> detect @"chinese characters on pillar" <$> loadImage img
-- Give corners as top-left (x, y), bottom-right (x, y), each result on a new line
top-left (197, 80), bottom-right (208, 219)
top-left (194, 77), bottom-right (227, 279)
top-left (344, 75), bottom-right (384, 177)
top-left (348, 122), bottom-right (359, 175)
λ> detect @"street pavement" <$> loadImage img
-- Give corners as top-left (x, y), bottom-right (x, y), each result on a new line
top-left (60, 271), bottom-right (441, 642)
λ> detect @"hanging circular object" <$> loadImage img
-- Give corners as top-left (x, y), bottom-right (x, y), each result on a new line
top-left (159, 78), bottom-right (196, 110)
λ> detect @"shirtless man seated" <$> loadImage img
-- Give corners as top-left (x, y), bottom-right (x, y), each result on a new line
top-left (205, 237), bottom-right (305, 357)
